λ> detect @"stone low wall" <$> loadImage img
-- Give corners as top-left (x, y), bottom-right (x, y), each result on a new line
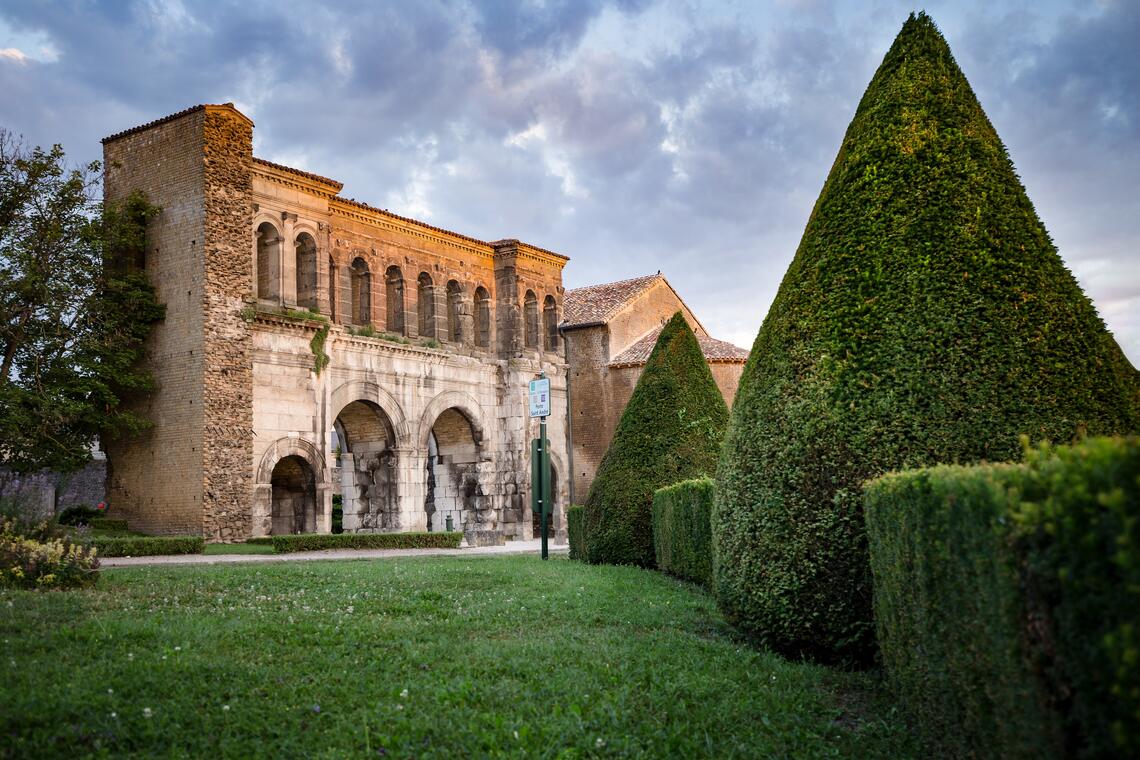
top-left (0, 459), bottom-right (108, 521)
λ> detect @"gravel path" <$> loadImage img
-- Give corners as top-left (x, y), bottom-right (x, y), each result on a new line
top-left (100, 538), bottom-right (568, 568)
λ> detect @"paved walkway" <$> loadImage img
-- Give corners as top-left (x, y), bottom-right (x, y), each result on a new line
top-left (100, 538), bottom-right (568, 567)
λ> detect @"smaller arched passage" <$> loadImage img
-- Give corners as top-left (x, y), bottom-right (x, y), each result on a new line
top-left (417, 272), bottom-right (435, 339)
top-left (271, 456), bottom-right (318, 535)
top-left (524, 290), bottom-right (539, 349)
top-left (335, 400), bottom-right (401, 532)
top-left (351, 257), bottom-right (371, 326)
top-left (256, 222), bottom-right (282, 302)
top-left (385, 265), bottom-right (406, 335)
top-left (474, 286), bottom-right (491, 348)
top-left (425, 408), bottom-right (486, 534)
top-left (295, 233), bottom-right (318, 311)
top-left (543, 295), bottom-right (559, 352)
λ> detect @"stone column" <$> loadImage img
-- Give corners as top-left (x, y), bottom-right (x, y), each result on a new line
top-left (397, 446), bottom-right (428, 531)
top-left (281, 212), bottom-right (298, 307)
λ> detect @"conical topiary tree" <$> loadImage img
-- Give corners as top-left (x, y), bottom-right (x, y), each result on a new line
top-left (585, 311), bottom-right (730, 567)
top-left (714, 12), bottom-right (1140, 666)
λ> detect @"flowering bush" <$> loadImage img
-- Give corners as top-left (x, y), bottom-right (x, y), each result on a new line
top-left (0, 518), bottom-right (100, 589)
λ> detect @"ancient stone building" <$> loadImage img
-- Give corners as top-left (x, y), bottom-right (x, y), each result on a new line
top-left (102, 104), bottom-right (570, 543)
top-left (561, 274), bottom-right (748, 502)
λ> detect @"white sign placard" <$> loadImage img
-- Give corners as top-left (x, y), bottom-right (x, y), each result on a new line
top-left (528, 377), bottom-right (551, 418)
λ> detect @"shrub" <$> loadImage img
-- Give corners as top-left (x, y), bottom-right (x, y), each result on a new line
top-left (566, 505), bottom-right (585, 561)
top-left (245, 536), bottom-right (274, 545)
top-left (87, 535), bottom-right (204, 557)
top-left (271, 531), bottom-right (462, 553)
top-left (652, 478), bottom-right (715, 587)
top-left (0, 518), bottom-right (99, 589)
top-left (865, 436), bottom-right (1139, 759)
top-left (584, 312), bottom-right (729, 567)
top-left (714, 12), bottom-right (1140, 666)
top-left (88, 517), bottom-right (129, 532)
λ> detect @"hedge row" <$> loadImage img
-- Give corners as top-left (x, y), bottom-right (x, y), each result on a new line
top-left (566, 506), bottom-right (585, 561)
top-left (270, 531), bottom-right (462, 553)
top-left (652, 478), bottom-right (714, 587)
top-left (87, 535), bottom-right (204, 557)
top-left (88, 518), bottom-right (129, 532)
top-left (865, 436), bottom-right (1139, 759)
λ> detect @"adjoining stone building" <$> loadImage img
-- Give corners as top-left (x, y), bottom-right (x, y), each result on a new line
top-left (560, 274), bottom-right (749, 502)
top-left (102, 103), bottom-right (571, 544)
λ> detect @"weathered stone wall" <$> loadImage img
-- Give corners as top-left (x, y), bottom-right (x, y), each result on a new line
top-left (102, 108), bottom-right (209, 534)
top-left (200, 107), bottom-right (255, 541)
top-left (606, 279), bottom-right (706, 357)
top-left (709, 362), bottom-right (743, 409)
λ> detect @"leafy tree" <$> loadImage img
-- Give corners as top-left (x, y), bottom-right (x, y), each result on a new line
top-left (0, 130), bottom-right (164, 474)
top-left (584, 311), bottom-right (729, 567)
top-left (714, 13), bottom-right (1140, 666)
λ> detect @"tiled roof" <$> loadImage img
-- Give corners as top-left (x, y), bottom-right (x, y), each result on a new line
top-left (102, 103), bottom-right (253, 144)
top-left (561, 274), bottom-right (662, 327)
top-left (609, 326), bottom-right (749, 367)
top-left (253, 157), bottom-right (343, 191)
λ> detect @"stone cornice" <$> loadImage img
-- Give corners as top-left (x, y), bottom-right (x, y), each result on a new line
top-left (253, 159), bottom-right (343, 199)
top-left (330, 198), bottom-right (494, 260)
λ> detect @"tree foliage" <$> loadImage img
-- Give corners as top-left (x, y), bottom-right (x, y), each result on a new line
top-left (0, 131), bottom-right (164, 474)
top-left (714, 13), bottom-right (1140, 666)
top-left (584, 312), bottom-right (729, 567)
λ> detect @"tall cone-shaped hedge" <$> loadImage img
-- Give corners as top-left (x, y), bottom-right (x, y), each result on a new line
top-left (714, 12), bottom-right (1139, 666)
top-left (585, 312), bottom-right (729, 567)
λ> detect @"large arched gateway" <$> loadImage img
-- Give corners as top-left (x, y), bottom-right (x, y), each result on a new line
top-left (334, 400), bottom-right (401, 532)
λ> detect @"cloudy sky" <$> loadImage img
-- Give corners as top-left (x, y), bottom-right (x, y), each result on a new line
top-left (2, 0), bottom-right (1137, 364)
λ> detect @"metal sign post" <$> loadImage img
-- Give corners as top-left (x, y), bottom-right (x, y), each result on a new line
top-left (528, 373), bottom-right (552, 560)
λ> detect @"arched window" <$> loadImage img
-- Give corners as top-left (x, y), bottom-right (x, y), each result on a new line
top-left (474, 286), bottom-right (491, 348)
top-left (417, 272), bottom-right (435, 339)
top-left (385, 266), bottom-right (405, 335)
top-left (351, 257), bottom-right (371, 326)
top-left (295, 232), bottom-right (318, 311)
top-left (328, 256), bottom-right (337, 322)
top-left (256, 222), bottom-right (281, 301)
top-left (543, 295), bottom-right (559, 351)
top-left (446, 280), bottom-right (464, 343)
top-left (524, 290), bottom-right (539, 349)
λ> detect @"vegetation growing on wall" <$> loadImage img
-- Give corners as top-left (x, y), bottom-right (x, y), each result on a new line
top-left (714, 12), bottom-right (1140, 665)
top-left (585, 312), bottom-right (728, 567)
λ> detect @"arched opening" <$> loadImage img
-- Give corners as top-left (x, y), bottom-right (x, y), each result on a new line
top-left (295, 233), bottom-right (318, 311)
top-left (328, 255), bottom-right (337, 322)
top-left (543, 295), bottom-right (559, 351)
top-left (417, 272), bottom-right (435, 339)
top-left (532, 461), bottom-right (558, 539)
top-left (270, 455), bottom-right (317, 535)
top-left (351, 257), bottom-right (371, 326)
top-left (385, 265), bottom-right (406, 335)
top-left (334, 400), bottom-right (399, 532)
top-left (524, 290), bottom-right (539, 349)
top-left (446, 280), bottom-right (464, 343)
top-left (425, 408), bottom-right (484, 534)
top-left (474, 286), bottom-right (491, 348)
top-left (256, 222), bottom-right (281, 302)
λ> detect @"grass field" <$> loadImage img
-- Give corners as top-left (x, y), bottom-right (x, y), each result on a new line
top-left (2, 556), bottom-right (914, 758)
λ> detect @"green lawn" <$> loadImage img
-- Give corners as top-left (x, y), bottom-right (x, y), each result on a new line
top-left (1, 556), bottom-right (914, 758)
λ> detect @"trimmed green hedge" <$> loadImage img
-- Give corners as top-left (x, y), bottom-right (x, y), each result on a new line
top-left (566, 506), bottom-right (585, 561)
top-left (88, 535), bottom-right (204, 557)
top-left (652, 478), bottom-right (714, 587)
top-left (866, 436), bottom-right (1139, 759)
top-left (714, 12), bottom-right (1140, 666)
top-left (270, 531), bottom-right (462, 553)
top-left (245, 536), bottom-right (274, 546)
top-left (584, 312), bottom-right (729, 567)
top-left (88, 517), bottom-right (129, 532)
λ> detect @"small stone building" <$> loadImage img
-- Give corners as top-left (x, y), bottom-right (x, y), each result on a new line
top-left (101, 104), bottom-right (571, 543)
top-left (560, 274), bottom-right (749, 502)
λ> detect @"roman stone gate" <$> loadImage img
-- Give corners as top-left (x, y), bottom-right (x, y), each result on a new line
top-left (101, 103), bottom-right (570, 544)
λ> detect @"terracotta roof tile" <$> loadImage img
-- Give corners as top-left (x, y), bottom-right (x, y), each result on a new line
top-left (561, 274), bottom-right (662, 327)
top-left (609, 326), bottom-right (749, 367)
